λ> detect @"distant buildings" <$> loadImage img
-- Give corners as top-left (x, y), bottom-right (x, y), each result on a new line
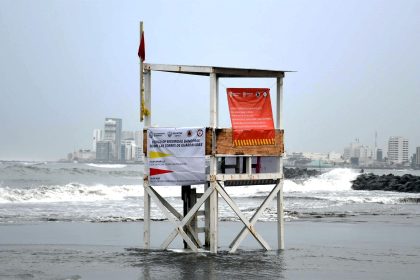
top-left (388, 136), bottom-right (409, 165)
top-left (284, 151), bottom-right (344, 167)
top-left (416, 147), bottom-right (420, 167)
top-left (92, 118), bottom-right (143, 163)
top-left (343, 139), bottom-right (374, 166)
top-left (104, 118), bottom-right (122, 161)
top-left (65, 117), bottom-right (144, 163)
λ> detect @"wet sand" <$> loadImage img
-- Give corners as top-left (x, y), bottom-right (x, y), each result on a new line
top-left (1, 217), bottom-right (420, 279)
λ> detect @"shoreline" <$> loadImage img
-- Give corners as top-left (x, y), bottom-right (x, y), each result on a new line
top-left (1, 219), bottom-right (419, 279)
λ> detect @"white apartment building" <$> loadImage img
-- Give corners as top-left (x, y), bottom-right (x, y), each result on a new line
top-left (122, 140), bottom-right (137, 161)
top-left (92, 129), bottom-right (103, 151)
top-left (388, 136), bottom-right (409, 164)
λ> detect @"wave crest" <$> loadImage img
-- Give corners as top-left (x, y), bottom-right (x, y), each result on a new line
top-left (0, 183), bottom-right (142, 203)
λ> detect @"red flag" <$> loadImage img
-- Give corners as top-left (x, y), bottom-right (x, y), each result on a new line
top-left (138, 31), bottom-right (145, 61)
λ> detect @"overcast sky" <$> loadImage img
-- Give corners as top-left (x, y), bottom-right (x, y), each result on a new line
top-left (1, 0), bottom-right (419, 160)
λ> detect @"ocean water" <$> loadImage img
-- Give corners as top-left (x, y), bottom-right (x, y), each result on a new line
top-left (1, 161), bottom-right (420, 279)
top-left (1, 161), bottom-right (419, 224)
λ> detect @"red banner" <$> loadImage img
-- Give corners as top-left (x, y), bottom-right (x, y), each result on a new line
top-left (227, 88), bottom-right (275, 146)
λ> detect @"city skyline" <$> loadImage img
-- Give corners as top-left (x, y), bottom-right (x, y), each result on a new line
top-left (71, 117), bottom-right (418, 163)
top-left (1, 1), bottom-right (419, 160)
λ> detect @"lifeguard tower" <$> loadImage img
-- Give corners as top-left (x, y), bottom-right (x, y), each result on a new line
top-left (139, 19), bottom-right (288, 255)
top-left (140, 63), bottom-right (289, 254)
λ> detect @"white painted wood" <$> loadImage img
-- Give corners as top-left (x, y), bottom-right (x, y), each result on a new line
top-left (277, 75), bottom-right (285, 250)
top-left (159, 184), bottom-right (215, 250)
top-left (143, 63), bottom-right (289, 78)
top-left (215, 182), bottom-right (271, 252)
top-left (277, 180), bottom-right (285, 250)
top-left (210, 173), bottom-right (282, 181)
top-left (246, 157), bottom-right (252, 175)
top-left (144, 63), bottom-right (213, 75)
top-left (144, 185), bottom-right (198, 252)
top-left (183, 185), bottom-right (214, 224)
top-left (142, 98), bottom-right (150, 249)
top-left (143, 179), bottom-right (150, 249)
top-left (149, 186), bottom-right (181, 219)
top-left (210, 72), bottom-right (218, 128)
top-left (208, 71), bottom-right (219, 253)
top-left (144, 70), bottom-right (151, 127)
top-left (148, 186), bottom-right (202, 246)
top-left (209, 181), bottom-right (218, 253)
top-left (229, 181), bottom-right (281, 249)
top-left (276, 76), bottom-right (283, 129)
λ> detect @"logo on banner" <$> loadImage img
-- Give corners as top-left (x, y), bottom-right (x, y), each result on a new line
top-left (227, 88), bottom-right (275, 146)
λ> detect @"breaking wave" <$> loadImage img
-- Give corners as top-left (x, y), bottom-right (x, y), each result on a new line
top-left (284, 168), bottom-right (359, 192)
top-left (0, 183), bottom-right (143, 203)
top-left (0, 162), bottom-right (141, 177)
top-left (86, 163), bottom-right (127, 168)
top-left (1, 168), bottom-right (418, 207)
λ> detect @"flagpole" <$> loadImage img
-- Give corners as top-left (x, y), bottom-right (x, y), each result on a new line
top-left (139, 21), bottom-right (144, 122)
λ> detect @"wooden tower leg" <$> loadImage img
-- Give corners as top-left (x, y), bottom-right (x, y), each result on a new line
top-left (204, 182), bottom-right (210, 248)
top-left (144, 180), bottom-right (151, 249)
top-left (277, 179), bottom-right (284, 250)
top-left (209, 181), bottom-right (218, 253)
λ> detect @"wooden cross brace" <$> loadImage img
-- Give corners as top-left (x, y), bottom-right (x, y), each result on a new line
top-left (143, 184), bottom-right (215, 252)
top-left (225, 180), bottom-right (281, 253)
top-left (144, 180), bottom-right (281, 253)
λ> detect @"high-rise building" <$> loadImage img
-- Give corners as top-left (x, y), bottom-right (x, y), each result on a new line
top-left (92, 129), bottom-right (103, 151)
top-left (416, 147), bottom-right (420, 166)
top-left (376, 149), bottom-right (383, 161)
top-left (388, 136), bottom-right (409, 164)
top-left (96, 141), bottom-right (113, 161)
top-left (103, 118), bottom-right (122, 160)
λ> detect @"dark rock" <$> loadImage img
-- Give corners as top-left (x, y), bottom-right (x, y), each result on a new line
top-left (284, 167), bottom-right (321, 179)
top-left (399, 197), bottom-right (420, 203)
top-left (351, 173), bottom-right (420, 193)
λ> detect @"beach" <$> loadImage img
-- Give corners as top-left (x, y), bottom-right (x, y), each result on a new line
top-left (1, 217), bottom-right (420, 279)
top-left (1, 162), bottom-right (420, 279)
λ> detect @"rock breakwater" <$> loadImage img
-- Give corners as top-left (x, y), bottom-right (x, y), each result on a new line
top-left (352, 173), bottom-right (420, 193)
top-left (284, 168), bottom-right (321, 179)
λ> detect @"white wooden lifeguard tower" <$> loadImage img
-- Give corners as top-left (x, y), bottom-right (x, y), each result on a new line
top-left (140, 62), bottom-right (289, 254)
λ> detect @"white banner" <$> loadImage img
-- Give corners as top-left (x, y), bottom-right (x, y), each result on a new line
top-left (147, 127), bottom-right (206, 186)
